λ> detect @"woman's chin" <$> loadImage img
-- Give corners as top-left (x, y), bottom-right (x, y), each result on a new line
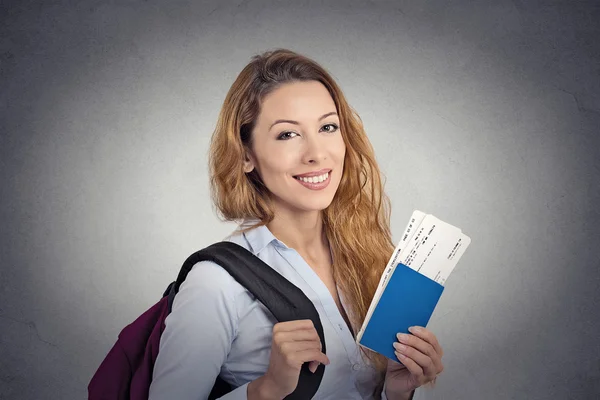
top-left (298, 199), bottom-right (336, 213)
top-left (274, 197), bottom-right (335, 215)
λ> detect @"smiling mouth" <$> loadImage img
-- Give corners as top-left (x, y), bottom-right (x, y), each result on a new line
top-left (293, 171), bottom-right (330, 184)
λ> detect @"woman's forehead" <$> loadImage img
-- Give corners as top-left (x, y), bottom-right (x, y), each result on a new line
top-left (258, 81), bottom-right (337, 122)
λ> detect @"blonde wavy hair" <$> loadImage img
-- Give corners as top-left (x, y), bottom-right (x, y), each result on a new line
top-left (208, 49), bottom-right (394, 375)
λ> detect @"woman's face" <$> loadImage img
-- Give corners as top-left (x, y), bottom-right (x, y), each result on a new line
top-left (245, 80), bottom-right (346, 216)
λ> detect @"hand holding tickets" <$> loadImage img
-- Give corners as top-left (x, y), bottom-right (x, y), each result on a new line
top-left (356, 210), bottom-right (471, 361)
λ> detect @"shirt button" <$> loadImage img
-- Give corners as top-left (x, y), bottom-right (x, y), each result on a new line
top-left (352, 363), bottom-right (361, 371)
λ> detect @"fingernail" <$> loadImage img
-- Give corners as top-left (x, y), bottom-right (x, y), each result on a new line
top-left (396, 333), bottom-right (409, 342)
top-left (395, 351), bottom-right (406, 359)
top-left (409, 326), bottom-right (422, 333)
top-left (393, 342), bottom-right (406, 352)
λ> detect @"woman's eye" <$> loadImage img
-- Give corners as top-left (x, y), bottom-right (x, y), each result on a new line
top-left (321, 123), bottom-right (339, 133)
top-left (278, 131), bottom-right (299, 140)
top-left (278, 124), bottom-right (338, 140)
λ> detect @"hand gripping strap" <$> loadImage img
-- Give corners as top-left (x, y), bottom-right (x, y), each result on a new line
top-left (171, 241), bottom-right (326, 399)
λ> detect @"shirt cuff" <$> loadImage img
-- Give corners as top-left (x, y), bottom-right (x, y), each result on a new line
top-left (217, 382), bottom-right (250, 400)
top-left (381, 380), bottom-right (416, 400)
top-left (381, 379), bottom-right (388, 400)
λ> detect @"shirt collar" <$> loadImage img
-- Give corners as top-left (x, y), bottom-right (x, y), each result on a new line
top-left (241, 220), bottom-right (288, 255)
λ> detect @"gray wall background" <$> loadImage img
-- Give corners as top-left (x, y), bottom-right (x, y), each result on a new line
top-left (1, 1), bottom-right (599, 399)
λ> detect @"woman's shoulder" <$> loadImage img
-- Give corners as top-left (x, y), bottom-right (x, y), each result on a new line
top-left (178, 228), bottom-right (252, 298)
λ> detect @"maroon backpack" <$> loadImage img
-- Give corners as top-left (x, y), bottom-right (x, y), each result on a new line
top-left (88, 241), bottom-right (326, 399)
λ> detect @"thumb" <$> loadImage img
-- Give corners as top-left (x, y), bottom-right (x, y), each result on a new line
top-left (308, 360), bottom-right (320, 373)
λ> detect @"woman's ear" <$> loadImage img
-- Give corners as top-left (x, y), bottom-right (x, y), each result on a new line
top-left (243, 151), bottom-right (255, 173)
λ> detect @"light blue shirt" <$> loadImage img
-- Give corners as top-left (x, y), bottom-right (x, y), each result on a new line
top-left (149, 223), bottom-right (390, 399)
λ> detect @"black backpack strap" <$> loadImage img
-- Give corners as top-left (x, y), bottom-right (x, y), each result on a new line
top-left (167, 241), bottom-right (326, 400)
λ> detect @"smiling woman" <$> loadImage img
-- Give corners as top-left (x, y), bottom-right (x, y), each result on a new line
top-left (242, 81), bottom-right (346, 213)
top-left (148, 49), bottom-right (443, 400)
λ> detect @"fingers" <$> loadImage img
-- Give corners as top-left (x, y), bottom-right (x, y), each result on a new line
top-left (408, 326), bottom-right (443, 357)
top-left (272, 320), bottom-right (329, 373)
top-left (264, 320), bottom-right (329, 396)
top-left (279, 345), bottom-right (330, 373)
top-left (273, 319), bottom-right (316, 333)
top-left (295, 348), bottom-right (330, 367)
top-left (276, 336), bottom-right (330, 368)
top-left (308, 361), bottom-right (319, 373)
top-left (395, 327), bottom-right (444, 379)
top-left (273, 321), bottom-right (323, 352)
top-left (393, 341), bottom-right (438, 380)
top-left (279, 340), bottom-right (321, 354)
top-left (273, 328), bottom-right (321, 346)
top-left (394, 350), bottom-right (427, 384)
top-left (396, 332), bottom-right (436, 361)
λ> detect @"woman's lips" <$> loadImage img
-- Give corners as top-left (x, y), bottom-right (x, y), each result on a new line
top-left (294, 170), bottom-right (332, 190)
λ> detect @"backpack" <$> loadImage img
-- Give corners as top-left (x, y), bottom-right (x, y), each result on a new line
top-left (88, 241), bottom-right (326, 399)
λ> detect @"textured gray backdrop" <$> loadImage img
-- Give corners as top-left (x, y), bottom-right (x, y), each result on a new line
top-left (1, 1), bottom-right (599, 399)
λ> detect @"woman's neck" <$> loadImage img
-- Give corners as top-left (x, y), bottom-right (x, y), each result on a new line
top-left (267, 211), bottom-right (329, 256)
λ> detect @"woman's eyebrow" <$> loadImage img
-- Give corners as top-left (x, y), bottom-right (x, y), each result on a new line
top-left (269, 111), bottom-right (338, 130)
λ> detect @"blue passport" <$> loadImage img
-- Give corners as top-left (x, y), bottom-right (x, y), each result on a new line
top-left (356, 262), bottom-right (445, 361)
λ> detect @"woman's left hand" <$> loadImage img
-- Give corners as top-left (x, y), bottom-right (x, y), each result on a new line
top-left (384, 326), bottom-right (444, 397)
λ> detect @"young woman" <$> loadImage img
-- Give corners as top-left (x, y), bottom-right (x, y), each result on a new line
top-left (148, 49), bottom-right (444, 400)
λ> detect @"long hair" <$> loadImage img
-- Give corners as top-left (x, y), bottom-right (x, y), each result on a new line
top-left (208, 49), bottom-right (394, 374)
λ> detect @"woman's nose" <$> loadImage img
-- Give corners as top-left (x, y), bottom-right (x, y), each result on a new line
top-left (301, 135), bottom-right (327, 164)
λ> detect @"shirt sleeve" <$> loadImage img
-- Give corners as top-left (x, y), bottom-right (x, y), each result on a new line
top-left (149, 260), bottom-right (247, 400)
top-left (381, 380), bottom-right (416, 400)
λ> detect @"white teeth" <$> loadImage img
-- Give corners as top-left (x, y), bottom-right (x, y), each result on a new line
top-left (297, 172), bottom-right (329, 183)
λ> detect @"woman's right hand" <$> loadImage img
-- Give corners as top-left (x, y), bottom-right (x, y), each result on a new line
top-left (249, 319), bottom-right (330, 399)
